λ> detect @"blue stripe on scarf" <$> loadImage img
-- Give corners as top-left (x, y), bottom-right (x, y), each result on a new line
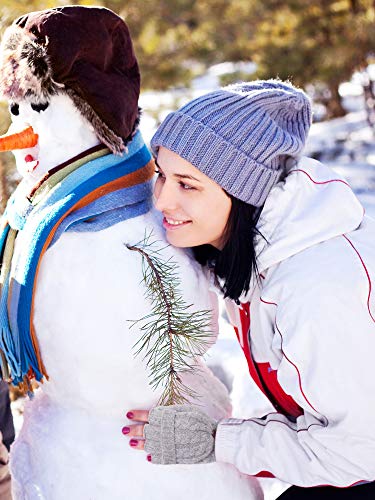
top-left (0, 224), bottom-right (10, 253)
top-left (0, 278), bottom-right (19, 375)
top-left (51, 180), bottom-right (153, 244)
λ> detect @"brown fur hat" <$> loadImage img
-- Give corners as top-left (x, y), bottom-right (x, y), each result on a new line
top-left (0, 6), bottom-right (141, 154)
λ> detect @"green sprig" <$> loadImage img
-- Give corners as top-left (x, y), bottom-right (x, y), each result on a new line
top-left (126, 231), bottom-right (212, 406)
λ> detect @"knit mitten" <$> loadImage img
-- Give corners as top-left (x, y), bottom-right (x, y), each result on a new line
top-left (144, 405), bottom-right (217, 464)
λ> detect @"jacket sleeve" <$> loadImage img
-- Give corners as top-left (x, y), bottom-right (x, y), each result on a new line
top-left (215, 275), bottom-right (375, 487)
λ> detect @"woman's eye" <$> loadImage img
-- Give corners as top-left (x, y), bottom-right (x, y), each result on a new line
top-left (155, 169), bottom-right (164, 178)
top-left (179, 182), bottom-right (195, 190)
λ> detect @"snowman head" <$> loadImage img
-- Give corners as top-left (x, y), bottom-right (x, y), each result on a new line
top-left (5, 93), bottom-right (103, 179)
top-left (0, 6), bottom-right (140, 177)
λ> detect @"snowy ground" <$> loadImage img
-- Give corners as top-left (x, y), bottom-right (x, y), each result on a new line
top-left (10, 109), bottom-right (375, 500)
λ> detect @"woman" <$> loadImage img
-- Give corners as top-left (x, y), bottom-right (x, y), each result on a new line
top-left (123, 80), bottom-right (375, 499)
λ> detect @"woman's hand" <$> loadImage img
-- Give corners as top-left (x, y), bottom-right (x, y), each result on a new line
top-left (122, 410), bottom-right (150, 459)
top-left (123, 405), bottom-right (217, 465)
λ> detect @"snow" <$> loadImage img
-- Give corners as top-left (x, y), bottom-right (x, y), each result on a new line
top-left (10, 211), bottom-right (263, 499)
top-left (191, 61), bottom-right (257, 90)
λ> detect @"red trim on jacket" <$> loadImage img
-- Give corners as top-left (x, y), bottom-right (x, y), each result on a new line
top-left (289, 169), bottom-right (350, 188)
top-left (343, 234), bottom-right (375, 324)
top-left (256, 362), bottom-right (303, 418)
top-left (255, 470), bottom-right (275, 478)
top-left (233, 303), bottom-right (267, 399)
top-left (260, 298), bottom-right (321, 415)
top-left (234, 302), bottom-right (303, 419)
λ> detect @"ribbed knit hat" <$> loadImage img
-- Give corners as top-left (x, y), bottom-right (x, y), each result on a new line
top-left (0, 6), bottom-right (140, 154)
top-left (151, 80), bottom-right (312, 206)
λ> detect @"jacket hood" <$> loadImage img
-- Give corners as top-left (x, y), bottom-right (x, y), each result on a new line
top-left (254, 156), bottom-right (364, 276)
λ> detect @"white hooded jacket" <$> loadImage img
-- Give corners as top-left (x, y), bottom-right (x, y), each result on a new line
top-left (215, 156), bottom-right (375, 487)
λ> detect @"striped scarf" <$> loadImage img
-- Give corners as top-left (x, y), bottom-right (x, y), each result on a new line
top-left (0, 131), bottom-right (154, 392)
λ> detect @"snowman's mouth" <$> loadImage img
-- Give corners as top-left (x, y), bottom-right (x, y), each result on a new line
top-left (24, 154), bottom-right (39, 172)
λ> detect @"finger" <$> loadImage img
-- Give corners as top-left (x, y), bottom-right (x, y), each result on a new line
top-left (129, 438), bottom-right (145, 451)
top-left (122, 423), bottom-right (145, 437)
top-left (126, 410), bottom-right (149, 422)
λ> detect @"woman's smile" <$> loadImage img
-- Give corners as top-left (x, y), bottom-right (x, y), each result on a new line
top-left (163, 216), bottom-right (192, 230)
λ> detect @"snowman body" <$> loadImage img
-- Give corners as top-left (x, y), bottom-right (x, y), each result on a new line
top-left (9, 210), bottom-right (262, 500)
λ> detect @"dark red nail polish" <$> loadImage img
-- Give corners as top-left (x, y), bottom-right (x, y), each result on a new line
top-left (130, 439), bottom-right (138, 447)
top-left (122, 427), bottom-right (130, 435)
top-left (147, 454), bottom-right (152, 462)
top-left (127, 412), bottom-right (134, 419)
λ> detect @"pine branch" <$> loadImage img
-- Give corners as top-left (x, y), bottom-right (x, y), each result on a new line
top-left (126, 231), bottom-right (212, 405)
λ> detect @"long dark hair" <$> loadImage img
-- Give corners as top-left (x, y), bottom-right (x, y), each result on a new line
top-left (192, 195), bottom-right (264, 303)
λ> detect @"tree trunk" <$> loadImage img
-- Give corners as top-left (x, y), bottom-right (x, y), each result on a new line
top-left (325, 83), bottom-right (347, 119)
top-left (362, 72), bottom-right (375, 128)
top-left (350, 0), bottom-right (360, 14)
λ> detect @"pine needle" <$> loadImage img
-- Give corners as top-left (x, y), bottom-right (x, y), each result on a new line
top-left (126, 231), bottom-right (212, 405)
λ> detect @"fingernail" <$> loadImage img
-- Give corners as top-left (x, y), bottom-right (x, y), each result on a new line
top-left (122, 427), bottom-right (130, 435)
top-left (130, 439), bottom-right (138, 447)
top-left (126, 412), bottom-right (134, 419)
top-left (147, 454), bottom-right (152, 462)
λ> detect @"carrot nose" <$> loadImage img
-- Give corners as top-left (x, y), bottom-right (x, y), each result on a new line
top-left (0, 126), bottom-right (39, 152)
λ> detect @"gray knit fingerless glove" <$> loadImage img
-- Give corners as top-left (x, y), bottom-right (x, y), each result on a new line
top-left (144, 405), bottom-right (217, 464)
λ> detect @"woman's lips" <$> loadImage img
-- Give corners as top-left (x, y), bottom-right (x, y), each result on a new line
top-left (162, 217), bottom-right (192, 230)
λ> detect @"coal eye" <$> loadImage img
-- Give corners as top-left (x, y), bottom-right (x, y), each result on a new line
top-left (9, 103), bottom-right (19, 116)
top-left (31, 102), bottom-right (49, 113)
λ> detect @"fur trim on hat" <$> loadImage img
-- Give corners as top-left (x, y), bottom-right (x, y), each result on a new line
top-left (0, 26), bottom-right (61, 102)
top-left (65, 88), bottom-right (131, 155)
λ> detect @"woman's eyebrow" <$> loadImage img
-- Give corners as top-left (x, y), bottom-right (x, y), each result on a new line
top-left (155, 159), bottom-right (201, 182)
top-left (173, 173), bottom-right (201, 182)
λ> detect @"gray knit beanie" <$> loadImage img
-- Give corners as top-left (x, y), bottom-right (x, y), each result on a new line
top-left (151, 80), bottom-right (312, 206)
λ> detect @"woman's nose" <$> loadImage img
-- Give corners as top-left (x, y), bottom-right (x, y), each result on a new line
top-left (154, 180), bottom-right (177, 213)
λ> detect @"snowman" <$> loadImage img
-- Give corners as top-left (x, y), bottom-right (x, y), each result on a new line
top-left (0, 6), bottom-right (262, 500)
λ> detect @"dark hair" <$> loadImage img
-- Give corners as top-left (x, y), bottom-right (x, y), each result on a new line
top-left (192, 195), bottom-right (264, 303)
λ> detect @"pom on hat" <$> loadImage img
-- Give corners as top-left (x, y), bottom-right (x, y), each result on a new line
top-left (151, 79), bottom-right (312, 206)
top-left (0, 6), bottom-right (141, 154)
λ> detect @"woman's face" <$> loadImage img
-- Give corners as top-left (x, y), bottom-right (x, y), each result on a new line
top-left (154, 147), bottom-right (232, 249)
